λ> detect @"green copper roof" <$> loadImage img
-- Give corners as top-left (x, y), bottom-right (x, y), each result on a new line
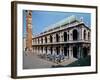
top-left (55, 15), bottom-right (76, 27)
top-left (44, 15), bottom-right (79, 31)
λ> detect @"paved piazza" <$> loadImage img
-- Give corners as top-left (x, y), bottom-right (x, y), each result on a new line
top-left (23, 51), bottom-right (77, 69)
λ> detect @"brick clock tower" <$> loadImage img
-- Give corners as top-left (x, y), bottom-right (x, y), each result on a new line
top-left (25, 10), bottom-right (33, 51)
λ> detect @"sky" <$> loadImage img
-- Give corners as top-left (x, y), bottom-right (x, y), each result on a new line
top-left (23, 10), bottom-right (91, 36)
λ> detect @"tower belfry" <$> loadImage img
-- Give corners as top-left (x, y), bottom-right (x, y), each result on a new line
top-left (25, 10), bottom-right (33, 51)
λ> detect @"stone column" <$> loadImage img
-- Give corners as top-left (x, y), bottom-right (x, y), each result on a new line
top-left (43, 47), bottom-right (45, 54)
top-left (37, 47), bottom-right (39, 54)
top-left (53, 34), bottom-right (56, 42)
top-left (53, 47), bottom-right (56, 55)
top-left (86, 31), bottom-right (88, 41)
top-left (36, 39), bottom-right (38, 44)
top-left (47, 36), bottom-right (49, 43)
top-left (69, 30), bottom-right (73, 41)
top-left (80, 46), bottom-right (83, 58)
top-left (78, 46), bottom-right (81, 58)
top-left (47, 47), bottom-right (50, 55)
top-left (59, 32), bottom-right (62, 42)
top-left (43, 37), bottom-right (45, 44)
top-left (81, 27), bottom-right (84, 40)
top-left (39, 38), bottom-right (41, 44)
top-left (68, 46), bottom-right (71, 58)
top-left (60, 46), bottom-right (62, 54)
top-left (69, 46), bottom-right (73, 58)
top-left (79, 28), bottom-right (82, 40)
top-left (40, 47), bottom-right (42, 54)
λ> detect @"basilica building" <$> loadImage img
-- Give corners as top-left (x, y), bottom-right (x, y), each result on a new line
top-left (32, 15), bottom-right (91, 59)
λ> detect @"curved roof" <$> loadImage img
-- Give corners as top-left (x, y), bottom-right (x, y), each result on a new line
top-left (43, 15), bottom-right (79, 32)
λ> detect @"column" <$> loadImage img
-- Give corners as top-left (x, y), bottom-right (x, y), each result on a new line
top-left (69, 30), bottom-right (71, 41)
top-left (43, 37), bottom-right (45, 44)
top-left (36, 39), bottom-right (38, 44)
top-left (47, 47), bottom-right (50, 55)
top-left (39, 38), bottom-right (41, 44)
top-left (53, 34), bottom-right (56, 42)
top-left (78, 46), bottom-right (81, 58)
top-left (60, 47), bottom-right (62, 54)
top-left (69, 46), bottom-right (73, 58)
top-left (53, 47), bottom-right (56, 55)
top-left (80, 46), bottom-right (83, 58)
top-left (39, 47), bottom-right (42, 54)
top-left (86, 31), bottom-right (88, 41)
top-left (59, 32), bottom-right (62, 42)
top-left (81, 27), bottom-right (84, 40)
top-left (43, 47), bottom-right (45, 54)
top-left (79, 28), bottom-right (82, 40)
top-left (47, 36), bottom-right (49, 43)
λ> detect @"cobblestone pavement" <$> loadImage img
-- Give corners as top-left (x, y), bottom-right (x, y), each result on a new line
top-left (23, 52), bottom-right (77, 69)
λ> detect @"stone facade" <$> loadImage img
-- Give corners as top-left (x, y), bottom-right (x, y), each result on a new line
top-left (32, 16), bottom-right (91, 59)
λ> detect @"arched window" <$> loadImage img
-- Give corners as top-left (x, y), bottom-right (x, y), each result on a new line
top-left (56, 34), bottom-right (59, 42)
top-left (64, 32), bottom-right (67, 41)
top-left (50, 35), bottom-right (52, 43)
top-left (45, 37), bottom-right (47, 43)
top-left (88, 32), bottom-right (90, 40)
top-left (84, 30), bottom-right (86, 40)
top-left (73, 29), bottom-right (78, 40)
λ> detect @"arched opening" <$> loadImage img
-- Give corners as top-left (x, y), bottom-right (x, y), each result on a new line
top-left (50, 35), bottom-right (52, 43)
top-left (64, 46), bottom-right (69, 56)
top-left (45, 47), bottom-right (47, 54)
top-left (56, 34), bottom-right (59, 42)
top-left (83, 47), bottom-right (88, 58)
top-left (84, 30), bottom-right (86, 40)
top-left (88, 32), bottom-right (90, 40)
top-left (41, 38), bottom-right (43, 43)
top-left (64, 32), bottom-right (67, 41)
top-left (56, 47), bottom-right (60, 55)
top-left (50, 47), bottom-right (53, 54)
top-left (73, 29), bottom-right (78, 40)
top-left (41, 47), bottom-right (43, 53)
top-left (45, 37), bottom-right (47, 43)
top-left (73, 46), bottom-right (78, 58)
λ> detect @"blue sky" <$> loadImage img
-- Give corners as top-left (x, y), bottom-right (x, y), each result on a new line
top-left (23, 10), bottom-right (91, 36)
